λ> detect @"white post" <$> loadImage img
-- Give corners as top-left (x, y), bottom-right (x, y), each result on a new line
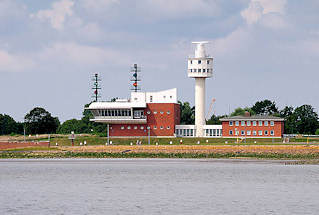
top-left (107, 124), bottom-right (110, 145)
top-left (195, 78), bottom-right (206, 137)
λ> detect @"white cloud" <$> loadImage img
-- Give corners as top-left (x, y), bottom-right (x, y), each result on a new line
top-left (79, 0), bottom-right (118, 11)
top-left (0, 50), bottom-right (34, 72)
top-left (30, 0), bottom-right (74, 30)
top-left (37, 42), bottom-right (131, 68)
top-left (241, 0), bottom-right (287, 26)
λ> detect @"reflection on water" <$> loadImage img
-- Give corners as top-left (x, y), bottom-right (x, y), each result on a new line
top-left (0, 159), bottom-right (319, 215)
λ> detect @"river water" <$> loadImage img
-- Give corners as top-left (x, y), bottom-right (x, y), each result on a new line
top-left (0, 159), bottom-right (319, 214)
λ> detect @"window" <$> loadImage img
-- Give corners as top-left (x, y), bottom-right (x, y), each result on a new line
top-left (190, 69), bottom-right (192, 72)
top-left (235, 130), bottom-right (239, 135)
top-left (247, 130), bottom-right (251, 136)
top-left (127, 126), bottom-right (131, 130)
top-left (167, 126), bottom-right (170, 129)
top-left (253, 121), bottom-right (257, 126)
top-left (154, 111), bottom-right (157, 114)
top-left (229, 130), bottom-right (233, 135)
top-left (270, 121), bottom-right (274, 126)
top-left (194, 69), bottom-right (197, 72)
top-left (167, 111), bottom-right (170, 114)
top-left (207, 69), bottom-right (209, 73)
top-left (160, 111), bottom-right (164, 114)
top-left (247, 121), bottom-right (251, 126)
top-left (264, 121), bottom-right (268, 126)
top-left (160, 126), bottom-right (164, 130)
top-left (241, 121), bottom-right (245, 126)
top-left (203, 69), bottom-right (206, 72)
top-left (258, 130), bottom-right (262, 136)
top-left (147, 126), bottom-right (150, 130)
top-left (190, 60), bottom-right (193, 64)
top-left (270, 130), bottom-right (274, 136)
top-left (154, 126), bottom-right (157, 129)
top-left (140, 126), bottom-right (144, 130)
top-left (198, 60), bottom-right (201, 64)
top-left (253, 130), bottom-right (257, 136)
top-left (241, 130), bottom-right (245, 136)
top-left (150, 96), bottom-right (153, 102)
top-left (265, 130), bottom-right (268, 135)
top-left (134, 126), bottom-right (137, 130)
top-left (259, 121), bottom-right (263, 126)
top-left (170, 96), bottom-right (172, 99)
top-left (229, 121), bottom-right (233, 126)
top-left (235, 121), bottom-right (239, 126)
top-left (163, 96), bottom-right (166, 99)
top-left (198, 69), bottom-right (201, 72)
top-left (121, 126), bottom-right (125, 130)
top-left (207, 60), bottom-right (210, 64)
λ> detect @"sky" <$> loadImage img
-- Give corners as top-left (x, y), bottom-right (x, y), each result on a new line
top-left (0, 0), bottom-right (319, 123)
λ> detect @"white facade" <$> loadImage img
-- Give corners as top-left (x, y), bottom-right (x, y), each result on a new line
top-left (175, 125), bottom-right (222, 138)
top-left (188, 42), bottom-right (213, 137)
top-left (88, 88), bottom-right (177, 124)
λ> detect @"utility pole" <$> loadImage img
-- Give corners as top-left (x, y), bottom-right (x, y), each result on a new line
top-left (130, 64), bottom-right (141, 92)
top-left (92, 73), bottom-right (101, 102)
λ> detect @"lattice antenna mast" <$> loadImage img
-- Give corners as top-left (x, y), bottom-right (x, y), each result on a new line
top-left (91, 73), bottom-right (101, 102)
top-left (130, 64), bottom-right (141, 92)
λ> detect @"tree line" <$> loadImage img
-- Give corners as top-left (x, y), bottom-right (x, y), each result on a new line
top-left (1, 99), bottom-right (319, 136)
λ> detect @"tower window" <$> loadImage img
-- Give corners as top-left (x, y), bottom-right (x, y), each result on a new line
top-left (198, 60), bottom-right (201, 64)
top-left (190, 60), bottom-right (193, 64)
top-left (207, 60), bottom-right (210, 64)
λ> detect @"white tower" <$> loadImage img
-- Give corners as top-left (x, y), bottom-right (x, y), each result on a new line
top-left (188, 41), bottom-right (213, 137)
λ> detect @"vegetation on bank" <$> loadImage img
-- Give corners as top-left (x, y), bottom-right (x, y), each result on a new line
top-left (2, 150), bottom-right (319, 160)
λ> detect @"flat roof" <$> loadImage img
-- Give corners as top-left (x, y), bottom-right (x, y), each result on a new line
top-left (220, 115), bottom-right (284, 121)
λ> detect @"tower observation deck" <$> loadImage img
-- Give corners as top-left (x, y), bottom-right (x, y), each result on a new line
top-left (188, 41), bottom-right (213, 137)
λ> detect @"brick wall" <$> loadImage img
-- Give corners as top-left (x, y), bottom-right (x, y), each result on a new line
top-left (109, 103), bottom-right (180, 137)
top-left (222, 120), bottom-right (284, 138)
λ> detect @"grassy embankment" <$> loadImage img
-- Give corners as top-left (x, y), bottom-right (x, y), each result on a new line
top-left (1, 134), bottom-right (319, 160)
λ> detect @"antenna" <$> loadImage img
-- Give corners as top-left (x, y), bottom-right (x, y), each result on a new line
top-left (91, 73), bottom-right (101, 102)
top-left (130, 64), bottom-right (141, 92)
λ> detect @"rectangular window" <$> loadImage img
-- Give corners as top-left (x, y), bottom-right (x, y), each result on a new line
top-left (194, 69), bottom-right (197, 72)
top-left (203, 69), bottom-right (206, 73)
top-left (241, 121), bottom-right (245, 126)
top-left (264, 121), bottom-right (268, 126)
top-left (247, 130), bottom-right (251, 136)
top-left (253, 121), bottom-right (257, 126)
top-left (207, 60), bottom-right (210, 64)
top-left (235, 130), bottom-right (239, 135)
top-left (121, 126), bottom-right (125, 130)
top-left (258, 130), bottom-right (263, 136)
top-left (190, 69), bottom-right (192, 73)
top-left (190, 60), bottom-right (192, 64)
top-left (198, 69), bottom-right (201, 72)
top-left (229, 121), bottom-right (233, 126)
top-left (198, 60), bottom-right (201, 64)
top-left (247, 121), bottom-right (251, 126)
top-left (150, 96), bottom-right (153, 102)
top-left (253, 130), bottom-right (257, 136)
top-left (241, 130), bottom-right (245, 136)
top-left (127, 126), bottom-right (131, 130)
top-left (167, 111), bottom-right (170, 114)
top-left (134, 126), bottom-right (137, 130)
top-left (265, 130), bottom-right (268, 135)
top-left (270, 130), bottom-right (274, 136)
top-left (270, 121), bottom-right (274, 126)
top-left (154, 111), bottom-right (157, 114)
top-left (259, 121), bottom-right (263, 126)
top-left (229, 130), bottom-right (233, 135)
top-left (235, 121), bottom-right (239, 126)
top-left (140, 126), bottom-right (144, 130)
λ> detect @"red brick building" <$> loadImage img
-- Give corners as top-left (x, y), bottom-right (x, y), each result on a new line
top-left (220, 115), bottom-right (284, 138)
top-left (88, 89), bottom-right (180, 137)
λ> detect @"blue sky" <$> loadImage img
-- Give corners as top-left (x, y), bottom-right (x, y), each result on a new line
top-left (0, 0), bottom-right (318, 122)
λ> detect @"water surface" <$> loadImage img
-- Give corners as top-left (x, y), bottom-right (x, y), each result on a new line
top-left (0, 159), bottom-right (318, 214)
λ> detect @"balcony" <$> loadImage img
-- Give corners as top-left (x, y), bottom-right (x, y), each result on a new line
top-left (90, 116), bottom-right (147, 124)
